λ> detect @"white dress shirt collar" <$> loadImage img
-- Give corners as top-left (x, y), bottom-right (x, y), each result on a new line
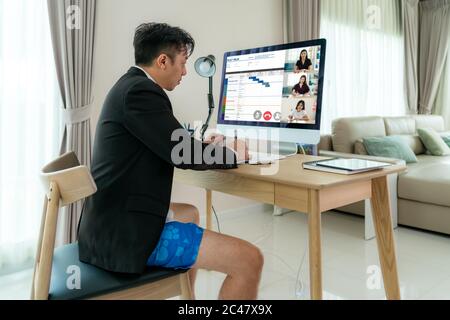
top-left (133, 65), bottom-right (156, 83)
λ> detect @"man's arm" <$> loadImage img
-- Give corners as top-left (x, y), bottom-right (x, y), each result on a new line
top-left (123, 81), bottom-right (237, 170)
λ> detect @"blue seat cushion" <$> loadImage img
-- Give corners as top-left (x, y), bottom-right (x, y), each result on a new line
top-left (49, 242), bottom-right (185, 300)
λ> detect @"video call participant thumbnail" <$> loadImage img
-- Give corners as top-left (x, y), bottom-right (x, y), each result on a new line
top-left (292, 75), bottom-right (310, 96)
top-left (294, 49), bottom-right (313, 73)
top-left (288, 100), bottom-right (310, 121)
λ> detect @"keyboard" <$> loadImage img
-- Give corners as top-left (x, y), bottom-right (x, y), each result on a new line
top-left (245, 152), bottom-right (286, 165)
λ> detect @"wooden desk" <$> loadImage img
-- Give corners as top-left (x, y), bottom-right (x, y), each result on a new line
top-left (174, 154), bottom-right (406, 300)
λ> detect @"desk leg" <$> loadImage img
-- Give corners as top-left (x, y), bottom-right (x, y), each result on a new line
top-left (365, 173), bottom-right (399, 241)
top-left (371, 176), bottom-right (401, 300)
top-left (308, 190), bottom-right (322, 300)
top-left (206, 189), bottom-right (212, 231)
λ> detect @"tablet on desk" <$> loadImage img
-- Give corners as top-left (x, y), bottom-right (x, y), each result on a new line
top-left (303, 158), bottom-right (392, 174)
top-left (316, 158), bottom-right (391, 171)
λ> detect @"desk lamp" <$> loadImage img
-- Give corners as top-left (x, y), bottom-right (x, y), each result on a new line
top-left (194, 55), bottom-right (216, 141)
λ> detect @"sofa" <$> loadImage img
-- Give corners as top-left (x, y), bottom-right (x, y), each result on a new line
top-left (318, 115), bottom-right (450, 235)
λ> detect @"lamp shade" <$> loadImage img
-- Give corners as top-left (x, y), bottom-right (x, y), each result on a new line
top-left (194, 55), bottom-right (216, 78)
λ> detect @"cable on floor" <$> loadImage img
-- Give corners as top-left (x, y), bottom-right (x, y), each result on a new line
top-left (211, 203), bottom-right (309, 299)
top-left (207, 144), bottom-right (311, 298)
top-left (211, 205), bottom-right (221, 234)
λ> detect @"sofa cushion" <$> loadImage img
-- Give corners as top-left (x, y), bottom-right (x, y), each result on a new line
top-left (354, 139), bottom-right (368, 155)
top-left (413, 115), bottom-right (445, 132)
top-left (398, 155), bottom-right (450, 207)
top-left (384, 117), bottom-right (416, 135)
top-left (443, 136), bottom-right (450, 148)
top-left (418, 128), bottom-right (450, 156)
top-left (441, 132), bottom-right (450, 148)
top-left (355, 135), bottom-right (425, 156)
top-left (332, 117), bottom-right (386, 154)
top-left (397, 135), bottom-right (426, 155)
top-left (363, 136), bottom-right (418, 163)
top-left (318, 134), bottom-right (333, 151)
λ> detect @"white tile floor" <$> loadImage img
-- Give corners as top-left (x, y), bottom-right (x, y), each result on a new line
top-left (2, 206), bottom-right (450, 300)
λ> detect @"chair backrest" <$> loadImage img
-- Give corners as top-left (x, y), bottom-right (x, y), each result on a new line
top-left (31, 152), bottom-right (97, 300)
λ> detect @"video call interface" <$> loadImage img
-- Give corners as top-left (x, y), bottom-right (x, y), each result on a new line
top-left (220, 45), bottom-right (322, 125)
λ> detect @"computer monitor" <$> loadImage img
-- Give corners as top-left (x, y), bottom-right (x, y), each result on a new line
top-left (216, 39), bottom-right (326, 150)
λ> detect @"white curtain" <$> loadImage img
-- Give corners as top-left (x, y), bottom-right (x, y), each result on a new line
top-left (283, 0), bottom-right (321, 42)
top-left (47, 0), bottom-right (96, 244)
top-left (320, 0), bottom-right (407, 133)
top-left (434, 51), bottom-right (450, 130)
top-left (418, 0), bottom-right (450, 115)
top-left (0, 0), bottom-right (61, 274)
top-left (403, 0), bottom-right (419, 113)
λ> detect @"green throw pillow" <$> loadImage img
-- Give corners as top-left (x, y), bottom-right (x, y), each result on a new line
top-left (442, 134), bottom-right (450, 148)
top-left (363, 136), bottom-right (418, 163)
top-left (417, 128), bottom-right (450, 156)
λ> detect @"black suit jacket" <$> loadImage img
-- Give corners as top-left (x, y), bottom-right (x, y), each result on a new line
top-left (78, 67), bottom-right (237, 274)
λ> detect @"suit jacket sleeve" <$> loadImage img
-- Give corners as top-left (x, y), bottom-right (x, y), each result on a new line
top-left (123, 80), bottom-right (237, 170)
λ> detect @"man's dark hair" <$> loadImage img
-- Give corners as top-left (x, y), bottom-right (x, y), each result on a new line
top-left (133, 22), bottom-right (195, 66)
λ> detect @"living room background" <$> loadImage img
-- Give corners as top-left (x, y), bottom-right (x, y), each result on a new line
top-left (0, 0), bottom-right (449, 278)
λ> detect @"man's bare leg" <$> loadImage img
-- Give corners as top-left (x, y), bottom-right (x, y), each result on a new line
top-left (193, 229), bottom-right (263, 299)
top-left (169, 203), bottom-right (264, 300)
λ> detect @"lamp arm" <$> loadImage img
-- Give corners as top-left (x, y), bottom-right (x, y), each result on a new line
top-left (208, 75), bottom-right (214, 100)
top-left (201, 106), bottom-right (214, 141)
top-left (201, 76), bottom-right (215, 141)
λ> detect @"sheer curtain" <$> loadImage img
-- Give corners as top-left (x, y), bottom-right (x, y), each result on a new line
top-left (320, 0), bottom-right (407, 133)
top-left (0, 0), bottom-right (61, 274)
top-left (435, 51), bottom-right (450, 130)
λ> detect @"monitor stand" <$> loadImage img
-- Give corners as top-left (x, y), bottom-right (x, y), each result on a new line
top-left (267, 141), bottom-right (298, 157)
top-left (269, 141), bottom-right (298, 218)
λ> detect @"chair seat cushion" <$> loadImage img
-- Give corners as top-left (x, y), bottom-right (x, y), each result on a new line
top-left (49, 243), bottom-right (184, 300)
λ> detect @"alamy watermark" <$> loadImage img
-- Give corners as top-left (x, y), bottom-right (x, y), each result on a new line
top-left (366, 265), bottom-right (382, 290)
top-left (66, 265), bottom-right (81, 290)
top-left (171, 125), bottom-right (282, 176)
top-left (365, 5), bottom-right (382, 31)
top-left (66, 5), bottom-right (81, 30)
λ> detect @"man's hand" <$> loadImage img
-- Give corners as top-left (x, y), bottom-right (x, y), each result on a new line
top-left (205, 133), bottom-right (250, 163)
top-left (204, 133), bottom-right (225, 145)
top-left (226, 138), bottom-right (250, 163)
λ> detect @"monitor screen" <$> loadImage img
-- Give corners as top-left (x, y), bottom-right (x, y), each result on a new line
top-left (217, 39), bottom-right (326, 130)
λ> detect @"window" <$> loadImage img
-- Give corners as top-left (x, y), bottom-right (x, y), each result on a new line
top-left (0, 0), bottom-right (61, 274)
top-left (320, 0), bottom-right (407, 133)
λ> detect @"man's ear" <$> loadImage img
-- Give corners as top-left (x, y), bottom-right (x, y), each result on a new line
top-left (155, 54), bottom-right (168, 70)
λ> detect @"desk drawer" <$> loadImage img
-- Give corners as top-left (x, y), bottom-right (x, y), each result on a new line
top-left (275, 184), bottom-right (309, 213)
top-left (174, 170), bottom-right (275, 204)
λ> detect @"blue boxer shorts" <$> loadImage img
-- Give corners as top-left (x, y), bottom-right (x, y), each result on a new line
top-left (146, 221), bottom-right (204, 269)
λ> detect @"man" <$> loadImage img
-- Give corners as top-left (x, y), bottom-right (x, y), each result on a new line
top-left (78, 22), bottom-right (263, 300)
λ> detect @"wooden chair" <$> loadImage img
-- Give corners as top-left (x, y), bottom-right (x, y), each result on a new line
top-left (31, 151), bottom-right (193, 300)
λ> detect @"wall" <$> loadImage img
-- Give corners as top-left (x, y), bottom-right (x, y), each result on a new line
top-left (92, 0), bottom-right (284, 214)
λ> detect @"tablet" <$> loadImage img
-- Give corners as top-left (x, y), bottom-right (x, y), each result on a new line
top-left (315, 158), bottom-right (391, 171)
